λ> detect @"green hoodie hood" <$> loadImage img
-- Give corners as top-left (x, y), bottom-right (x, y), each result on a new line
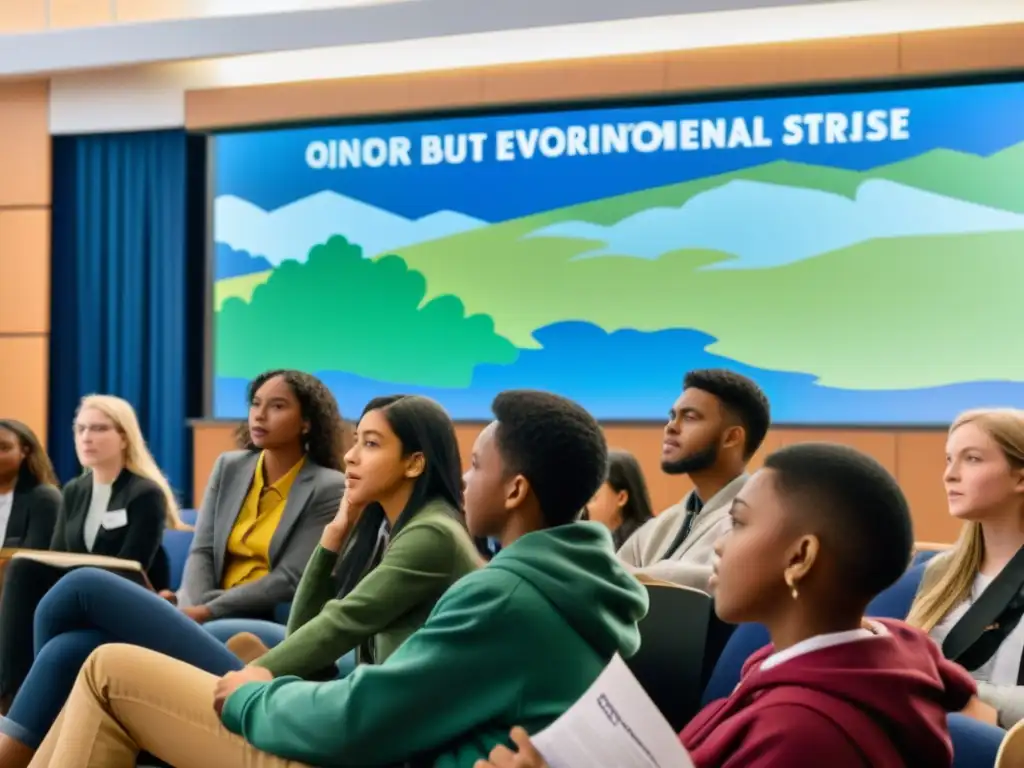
top-left (488, 521), bottom-right (648, 658)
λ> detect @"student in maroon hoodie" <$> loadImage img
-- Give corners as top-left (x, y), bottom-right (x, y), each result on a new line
top-left (477, 442), bottom-right (980, 768)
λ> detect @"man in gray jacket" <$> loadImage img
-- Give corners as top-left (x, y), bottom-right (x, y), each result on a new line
top-left (618, 369), bottom-right (770, 591)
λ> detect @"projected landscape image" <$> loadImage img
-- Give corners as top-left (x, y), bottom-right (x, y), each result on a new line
top-left (211, 81), bottom-right (1024, 423)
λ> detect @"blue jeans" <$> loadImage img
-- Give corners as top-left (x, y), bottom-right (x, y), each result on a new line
top-left (203, 618), bottom-right (288, 648)
top-left (0, 568), bottom-right (245, 749)
top-left (202, 621), bottom-right (356, 677)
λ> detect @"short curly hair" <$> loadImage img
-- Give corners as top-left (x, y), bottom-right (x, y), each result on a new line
top-left (683, 369), bottom-right (770, 458)
top-left (491, 390), bottom-right (607, 527)
top-left (235, 370), bottom-right (347, 472)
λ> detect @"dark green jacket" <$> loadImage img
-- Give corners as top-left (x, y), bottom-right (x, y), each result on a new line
top-left (255, 499), bottom-right (481, 677)
top-left (222, 522), bottom-right (648, 767)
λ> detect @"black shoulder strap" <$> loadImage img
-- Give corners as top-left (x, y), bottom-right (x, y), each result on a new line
top-left (943, 545), bottom-right (1024, 682)
top-left (662, 492), bottom-right (703, 560)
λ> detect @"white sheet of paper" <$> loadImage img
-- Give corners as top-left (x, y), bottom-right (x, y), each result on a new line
top-left (532, 654), bottom-right (695, 768)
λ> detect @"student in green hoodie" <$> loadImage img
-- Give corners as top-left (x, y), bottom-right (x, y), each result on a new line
top-left (27, 390), bottom-right (649, 768)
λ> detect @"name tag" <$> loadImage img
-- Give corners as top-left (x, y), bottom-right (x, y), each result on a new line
top-left (101, 509), bottom-right (128, 530)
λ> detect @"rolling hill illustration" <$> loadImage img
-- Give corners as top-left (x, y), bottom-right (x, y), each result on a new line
top-left (212, 141), bottom-right (1024, 420)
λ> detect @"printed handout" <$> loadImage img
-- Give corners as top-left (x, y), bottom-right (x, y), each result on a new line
top-left (531, 654), bottom-right (695, 768)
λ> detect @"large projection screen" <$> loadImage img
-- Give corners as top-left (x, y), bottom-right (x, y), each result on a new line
top-left (209, 80), bottom-right (1024, 424)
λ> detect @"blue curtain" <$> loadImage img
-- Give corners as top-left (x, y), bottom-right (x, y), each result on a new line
top-left (49, 130), bottom-right (207, 505)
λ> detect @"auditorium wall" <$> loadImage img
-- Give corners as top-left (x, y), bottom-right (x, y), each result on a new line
top-left (2, 18), bottom-right (1022, 543)
top-left (0, 80), bottom-right (51, 445)
top-left (187, 22), bottom-right (1024, 544)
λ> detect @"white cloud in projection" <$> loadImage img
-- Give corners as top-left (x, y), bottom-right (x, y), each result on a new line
top-left (525, 179), bottom-right (1024, 270)
top-left (214, 191), bottom-right (487, 265)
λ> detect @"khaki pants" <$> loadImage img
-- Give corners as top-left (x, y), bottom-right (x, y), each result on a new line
top-left (28, 644), bottom-right (311, 768)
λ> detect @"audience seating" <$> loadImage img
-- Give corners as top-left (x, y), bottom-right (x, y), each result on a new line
top-left (866, 562), bottom-right (927, 619)
top-left (997, 718), bottom-right (1024, 767)
top-left (162, 509), bottom-right (198, 592)
top-left (950, 713), bottom-right (1004, 768)
top-left (700, 622), bottom-right (770, 706)
top-left (700, 611), bottom-right (736, 691)
top-left (913, 541), bottom-right (950, 568)
top-left (628, 584), bottom-right (713, 732)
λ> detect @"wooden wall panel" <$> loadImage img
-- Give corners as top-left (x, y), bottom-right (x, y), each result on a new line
top-left (0, 337), bottom-right (49, 441)
top-left (0, 0), bottom-right (45, 33)
top-left (775, 430), bottom-right (899, 476)
top-left (0, 80), bottom-right (51, 447)
top-left (900, 23), bottom-right (1024, 75)
top-left (114, 0), bottom-right (190, 23)
top-left (191, 424), bottom-right (956, 542)
top-left (0, 210), bottom-right (51, 334)
top-left (48, 0), bottom-right (114, 28)
top-left (185, 24), bottom-right (1024, 129)
top-left (665, 35), bottom-right (900, 92)
top-left (897, 431), bottom-right (958, 543)
top-left (0, 81), bottom-right (51, 209)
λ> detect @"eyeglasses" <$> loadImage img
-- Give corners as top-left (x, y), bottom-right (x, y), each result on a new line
top-left (72, 423), bottom-right (116, 436)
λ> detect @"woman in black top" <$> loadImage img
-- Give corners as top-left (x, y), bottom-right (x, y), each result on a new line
top-left (0, 395), bottom-right (186, 711)
top-left (582, 449), bottom-right (655, 549)
top-left (0, 420), bottom-right (61, 550)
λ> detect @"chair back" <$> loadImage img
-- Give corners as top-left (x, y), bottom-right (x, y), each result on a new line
top-left (996, 718), bottom-right (1024, 768)
top-left (700, 622), bottom-right (770, 707)
top-left (867, 562), bottom-right (927, 620)
top-left (701, 612), bottom-right (737, 691)
top-left (949, 713), bottom-right (1004, 768)
top-left (162, 529), bottom-right (194, 592)
top-left (626, 584), bottom-right (712, 732)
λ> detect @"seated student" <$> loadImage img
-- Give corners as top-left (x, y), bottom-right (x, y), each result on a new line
top-left (212, 393), bottom-right (483, 674)
top-left (907, 408), bottom-right (1024, 729)
top-left (618, 369), bottom-right (770, 589)
top-left (478, 443), bottom-right (979, 768)
top-left (0, 370), bottom-right (344, 766)
top-left (0, 419), bottom-right (61, 550)
top-left (581, 449), bottom-right (654, 549)
top-left (0, 392), bottom-right (484, 768)
top-left (171, 369), bottom-right (347, 623)
top-left (0, 395), bottom-right (183, 711)
top-left (23, 390), bottom-right (648, 768)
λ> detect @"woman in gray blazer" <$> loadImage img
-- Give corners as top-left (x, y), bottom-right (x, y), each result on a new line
top-left (0, 371), bottom-right (347, 762)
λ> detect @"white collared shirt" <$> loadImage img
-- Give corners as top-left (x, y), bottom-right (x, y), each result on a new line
top-left (83, 479), bottom-right (113, 552)
top-left (760, 622), bottom-right (886, 672)
top-left (0, 491), bottom-right (13, 544)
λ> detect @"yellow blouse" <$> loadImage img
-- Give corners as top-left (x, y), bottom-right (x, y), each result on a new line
top-left (221, 452), bottom-right (305, 590)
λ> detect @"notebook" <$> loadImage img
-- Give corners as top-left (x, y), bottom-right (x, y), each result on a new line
top-left (0, 548), bottom-right (152, 590)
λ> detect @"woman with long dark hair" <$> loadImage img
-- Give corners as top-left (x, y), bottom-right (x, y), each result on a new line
top-left (224, 393), bottom-right (484, 679)
top-left (0, 420), bottom-right (60, 550)
top-left (0, 392), bottom-right (481, 767)
top-left (582, 449), bottom-right (654, 549)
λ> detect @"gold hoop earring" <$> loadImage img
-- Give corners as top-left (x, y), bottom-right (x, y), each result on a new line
top-left (785, 574), bottom-right (799, 600)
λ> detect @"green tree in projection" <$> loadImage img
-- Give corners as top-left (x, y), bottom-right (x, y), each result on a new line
top-left (216, 235), bottom-right (518, 386)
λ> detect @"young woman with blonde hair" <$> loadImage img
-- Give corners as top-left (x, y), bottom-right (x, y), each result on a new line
top-left (0, 395), bottom-right (181, 722)
top-left (907, 408), bottom-right (1024, 729)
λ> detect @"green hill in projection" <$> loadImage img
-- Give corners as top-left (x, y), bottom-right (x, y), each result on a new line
top-left (871, 143), bottom-right (1024, 213)
top-left (392, 221), bottom-right (1024, 391)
